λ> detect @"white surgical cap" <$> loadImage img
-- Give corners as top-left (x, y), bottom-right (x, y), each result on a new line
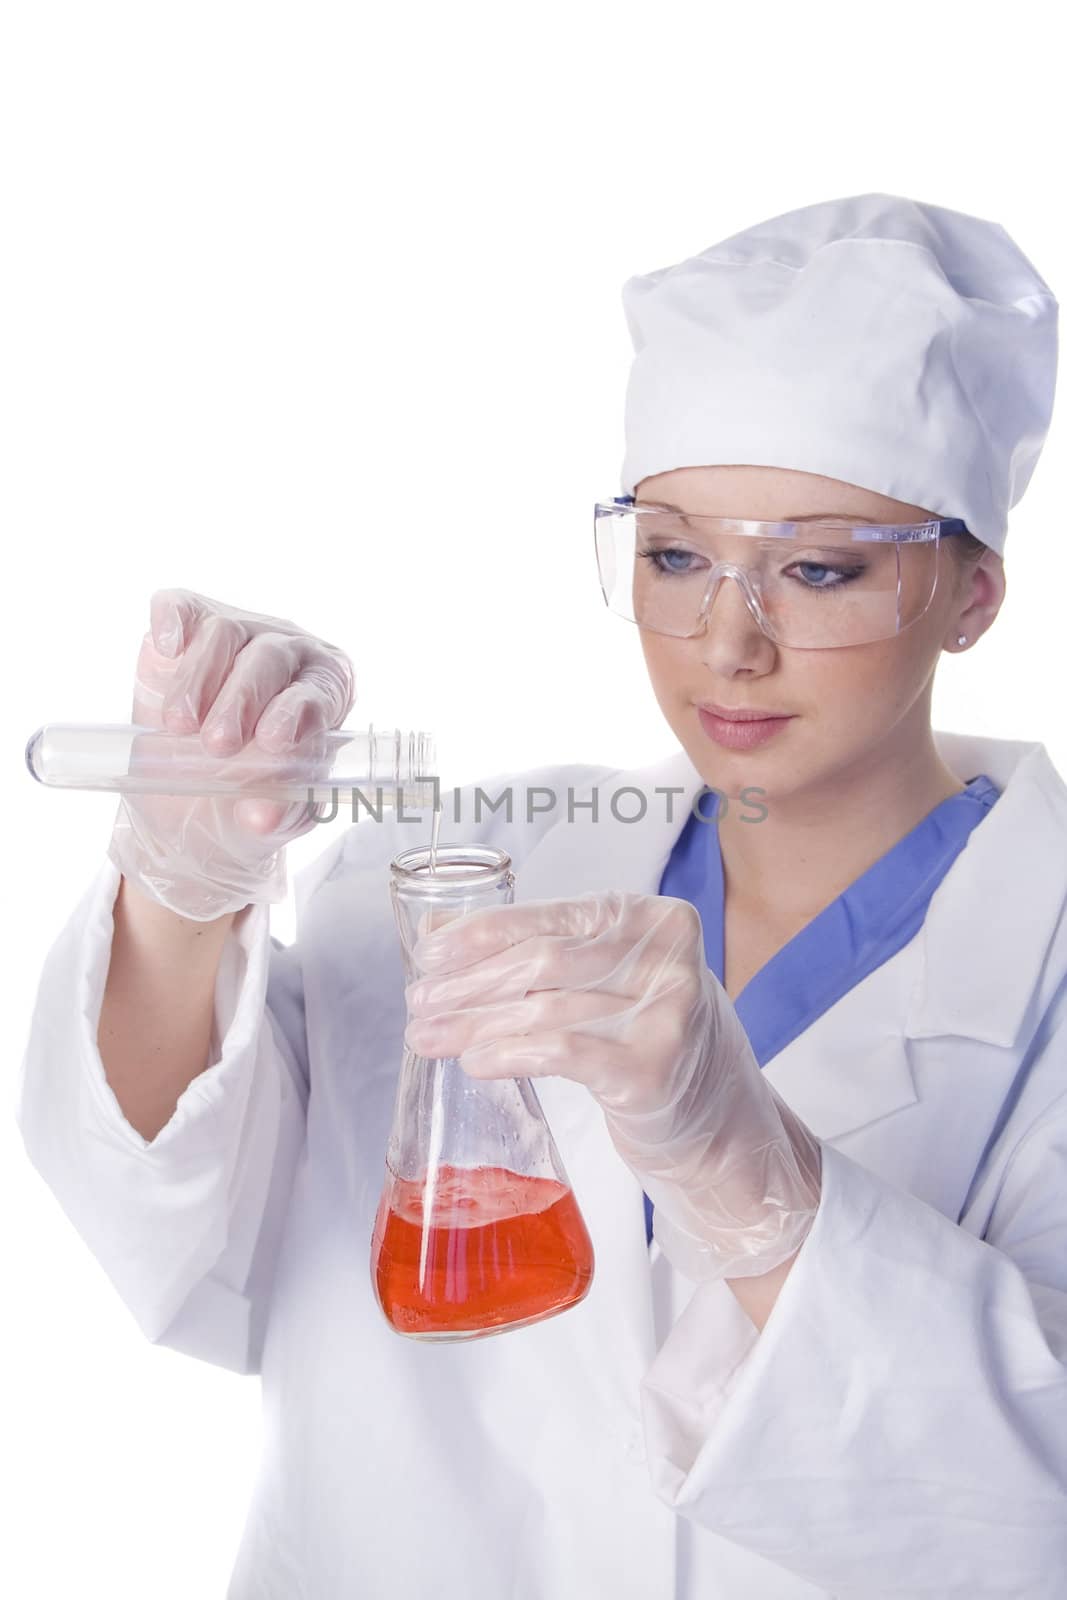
top-left (619, 192), bottom-right (1058, 555)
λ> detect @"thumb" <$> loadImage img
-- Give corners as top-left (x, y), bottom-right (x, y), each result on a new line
top-left (234, 798), bottom-right (290, 833)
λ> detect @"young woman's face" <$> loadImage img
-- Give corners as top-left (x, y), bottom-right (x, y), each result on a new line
top-left (635, 465), bottom-right (1004, 800)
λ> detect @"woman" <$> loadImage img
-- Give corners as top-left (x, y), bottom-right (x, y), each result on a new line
top-left (18, 194), bottom-right (1067, 1597)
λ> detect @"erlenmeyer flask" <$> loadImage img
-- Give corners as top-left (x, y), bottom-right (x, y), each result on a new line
top-left (371, 842), bottom-right (595, 1341)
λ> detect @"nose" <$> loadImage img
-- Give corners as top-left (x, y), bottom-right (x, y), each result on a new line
top-left (693, 568), bottom-right (777, 667)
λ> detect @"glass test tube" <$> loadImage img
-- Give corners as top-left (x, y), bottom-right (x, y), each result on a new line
top-left (25, 723), bottom-right (438, 808)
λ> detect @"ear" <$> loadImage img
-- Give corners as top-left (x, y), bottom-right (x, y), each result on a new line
top-left (946, 551), bottom-right (1005, 651)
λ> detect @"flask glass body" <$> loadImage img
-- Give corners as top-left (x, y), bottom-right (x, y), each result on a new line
top-left (371, 843), bottom-right (595, 1341)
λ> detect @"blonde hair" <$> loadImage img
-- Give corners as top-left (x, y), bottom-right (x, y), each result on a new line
top-left (951, 529), bottom-right (989, 564)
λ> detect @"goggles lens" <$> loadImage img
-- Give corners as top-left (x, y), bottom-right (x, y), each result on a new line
top-left (594, 503), bottom-right (958, 648)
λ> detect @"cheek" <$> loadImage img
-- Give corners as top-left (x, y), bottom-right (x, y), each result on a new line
top-left (639, 632), bottom-right (687, 692)
top-left (803, 636), bottom-right (934, 730)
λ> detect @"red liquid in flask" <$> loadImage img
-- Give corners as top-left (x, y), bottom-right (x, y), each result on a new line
top-left (371, 1162), bottom-right (595, 1339)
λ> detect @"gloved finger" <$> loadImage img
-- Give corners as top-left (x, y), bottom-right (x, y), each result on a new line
top-left (133, 630), bottom-right (184, 721)
top-left (411, 894), bottom-right (619, 973)
top-left (160, 613), bottom-right (250, 731)
top-left (222, 740), bottom-right (337, 837)
top-left (405, 930), bottom-right (626, 1010)
top-left (457, 1027), bottom-right (633, 1095)
top-left (254, 657), bottom-right (356, 752)
top-left (149, 587), bottom-right (232, 660)
top-left (410, 890), bottom-right (668, 974)
top-left (404, 987), bottom-right (631, 1060)
top-left (233, 795), bottom-right (324, 839)
top-left (149, 589), bottom-right (194, 658)
top-left (407, 897), bottom-right (703, 1009)
top-left (234, 797), bottom-right (293, 833)
top-left (199, 632), bottom-right (303, 753)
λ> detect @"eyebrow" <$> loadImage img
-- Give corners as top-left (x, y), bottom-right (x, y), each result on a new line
top-left (639, 499), bottom-right (876, 522)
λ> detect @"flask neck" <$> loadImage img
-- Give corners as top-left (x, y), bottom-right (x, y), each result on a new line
top-left (390, 844), bottom-right (514, 980)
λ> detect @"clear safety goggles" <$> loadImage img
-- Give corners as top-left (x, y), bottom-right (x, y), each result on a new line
top-left (594, 496), bottom-right (971, 650)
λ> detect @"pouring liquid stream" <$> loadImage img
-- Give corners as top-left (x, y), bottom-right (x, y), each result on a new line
top-left (428, 796), bottom-right (442, 874)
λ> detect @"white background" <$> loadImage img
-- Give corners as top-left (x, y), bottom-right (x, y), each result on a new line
top-left (2, 3), bottom-right (1063, 1594)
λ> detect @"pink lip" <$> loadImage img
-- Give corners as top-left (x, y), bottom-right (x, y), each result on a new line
top-left (697, 702), bottom-right (793, 721)
top-left (697, 705), bottom-right (794, 751)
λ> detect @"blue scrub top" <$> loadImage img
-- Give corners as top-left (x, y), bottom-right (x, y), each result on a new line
top-left (643, 772), bottom-right (1001, 1247)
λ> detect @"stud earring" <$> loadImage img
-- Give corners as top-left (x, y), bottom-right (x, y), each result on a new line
top-left (956, 634), bottom-right (968, 646)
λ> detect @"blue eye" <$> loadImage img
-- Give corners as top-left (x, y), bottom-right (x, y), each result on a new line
top-left (639, 548), bottom-right (702, 575)
top-left (789, 560), bottom-right (863, 592)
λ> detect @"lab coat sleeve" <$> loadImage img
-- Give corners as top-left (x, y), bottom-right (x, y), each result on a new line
top-left (15, 846), bottom-right (335, 1377)
top-left (638, 1084), bottom-right (1067, 1593)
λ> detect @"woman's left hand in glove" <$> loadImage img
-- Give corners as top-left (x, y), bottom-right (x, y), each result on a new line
top-left (403, 890), bottom-right (822, 1282)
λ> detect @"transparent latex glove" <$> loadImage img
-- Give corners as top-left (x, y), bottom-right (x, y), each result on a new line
top-left (107, 588), bottom-right (355, 921)
top-left (402, 891), bottom-right (822, 1282)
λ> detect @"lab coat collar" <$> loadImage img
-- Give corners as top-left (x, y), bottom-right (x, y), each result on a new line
top-left (515, 730), bottom-right (1067, 1052)
top-left (908, 731), bottom-right (1067, 1047)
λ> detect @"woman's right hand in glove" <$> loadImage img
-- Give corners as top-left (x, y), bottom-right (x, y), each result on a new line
top-left (107, 588), bottom-right (356, 921)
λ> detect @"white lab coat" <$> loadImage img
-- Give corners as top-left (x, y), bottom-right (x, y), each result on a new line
top-left (16, 728), bottom-right (1067, 1599)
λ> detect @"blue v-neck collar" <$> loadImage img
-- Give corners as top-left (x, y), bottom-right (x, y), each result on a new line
top-left (662, 774), bottom-right (999, 1064)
